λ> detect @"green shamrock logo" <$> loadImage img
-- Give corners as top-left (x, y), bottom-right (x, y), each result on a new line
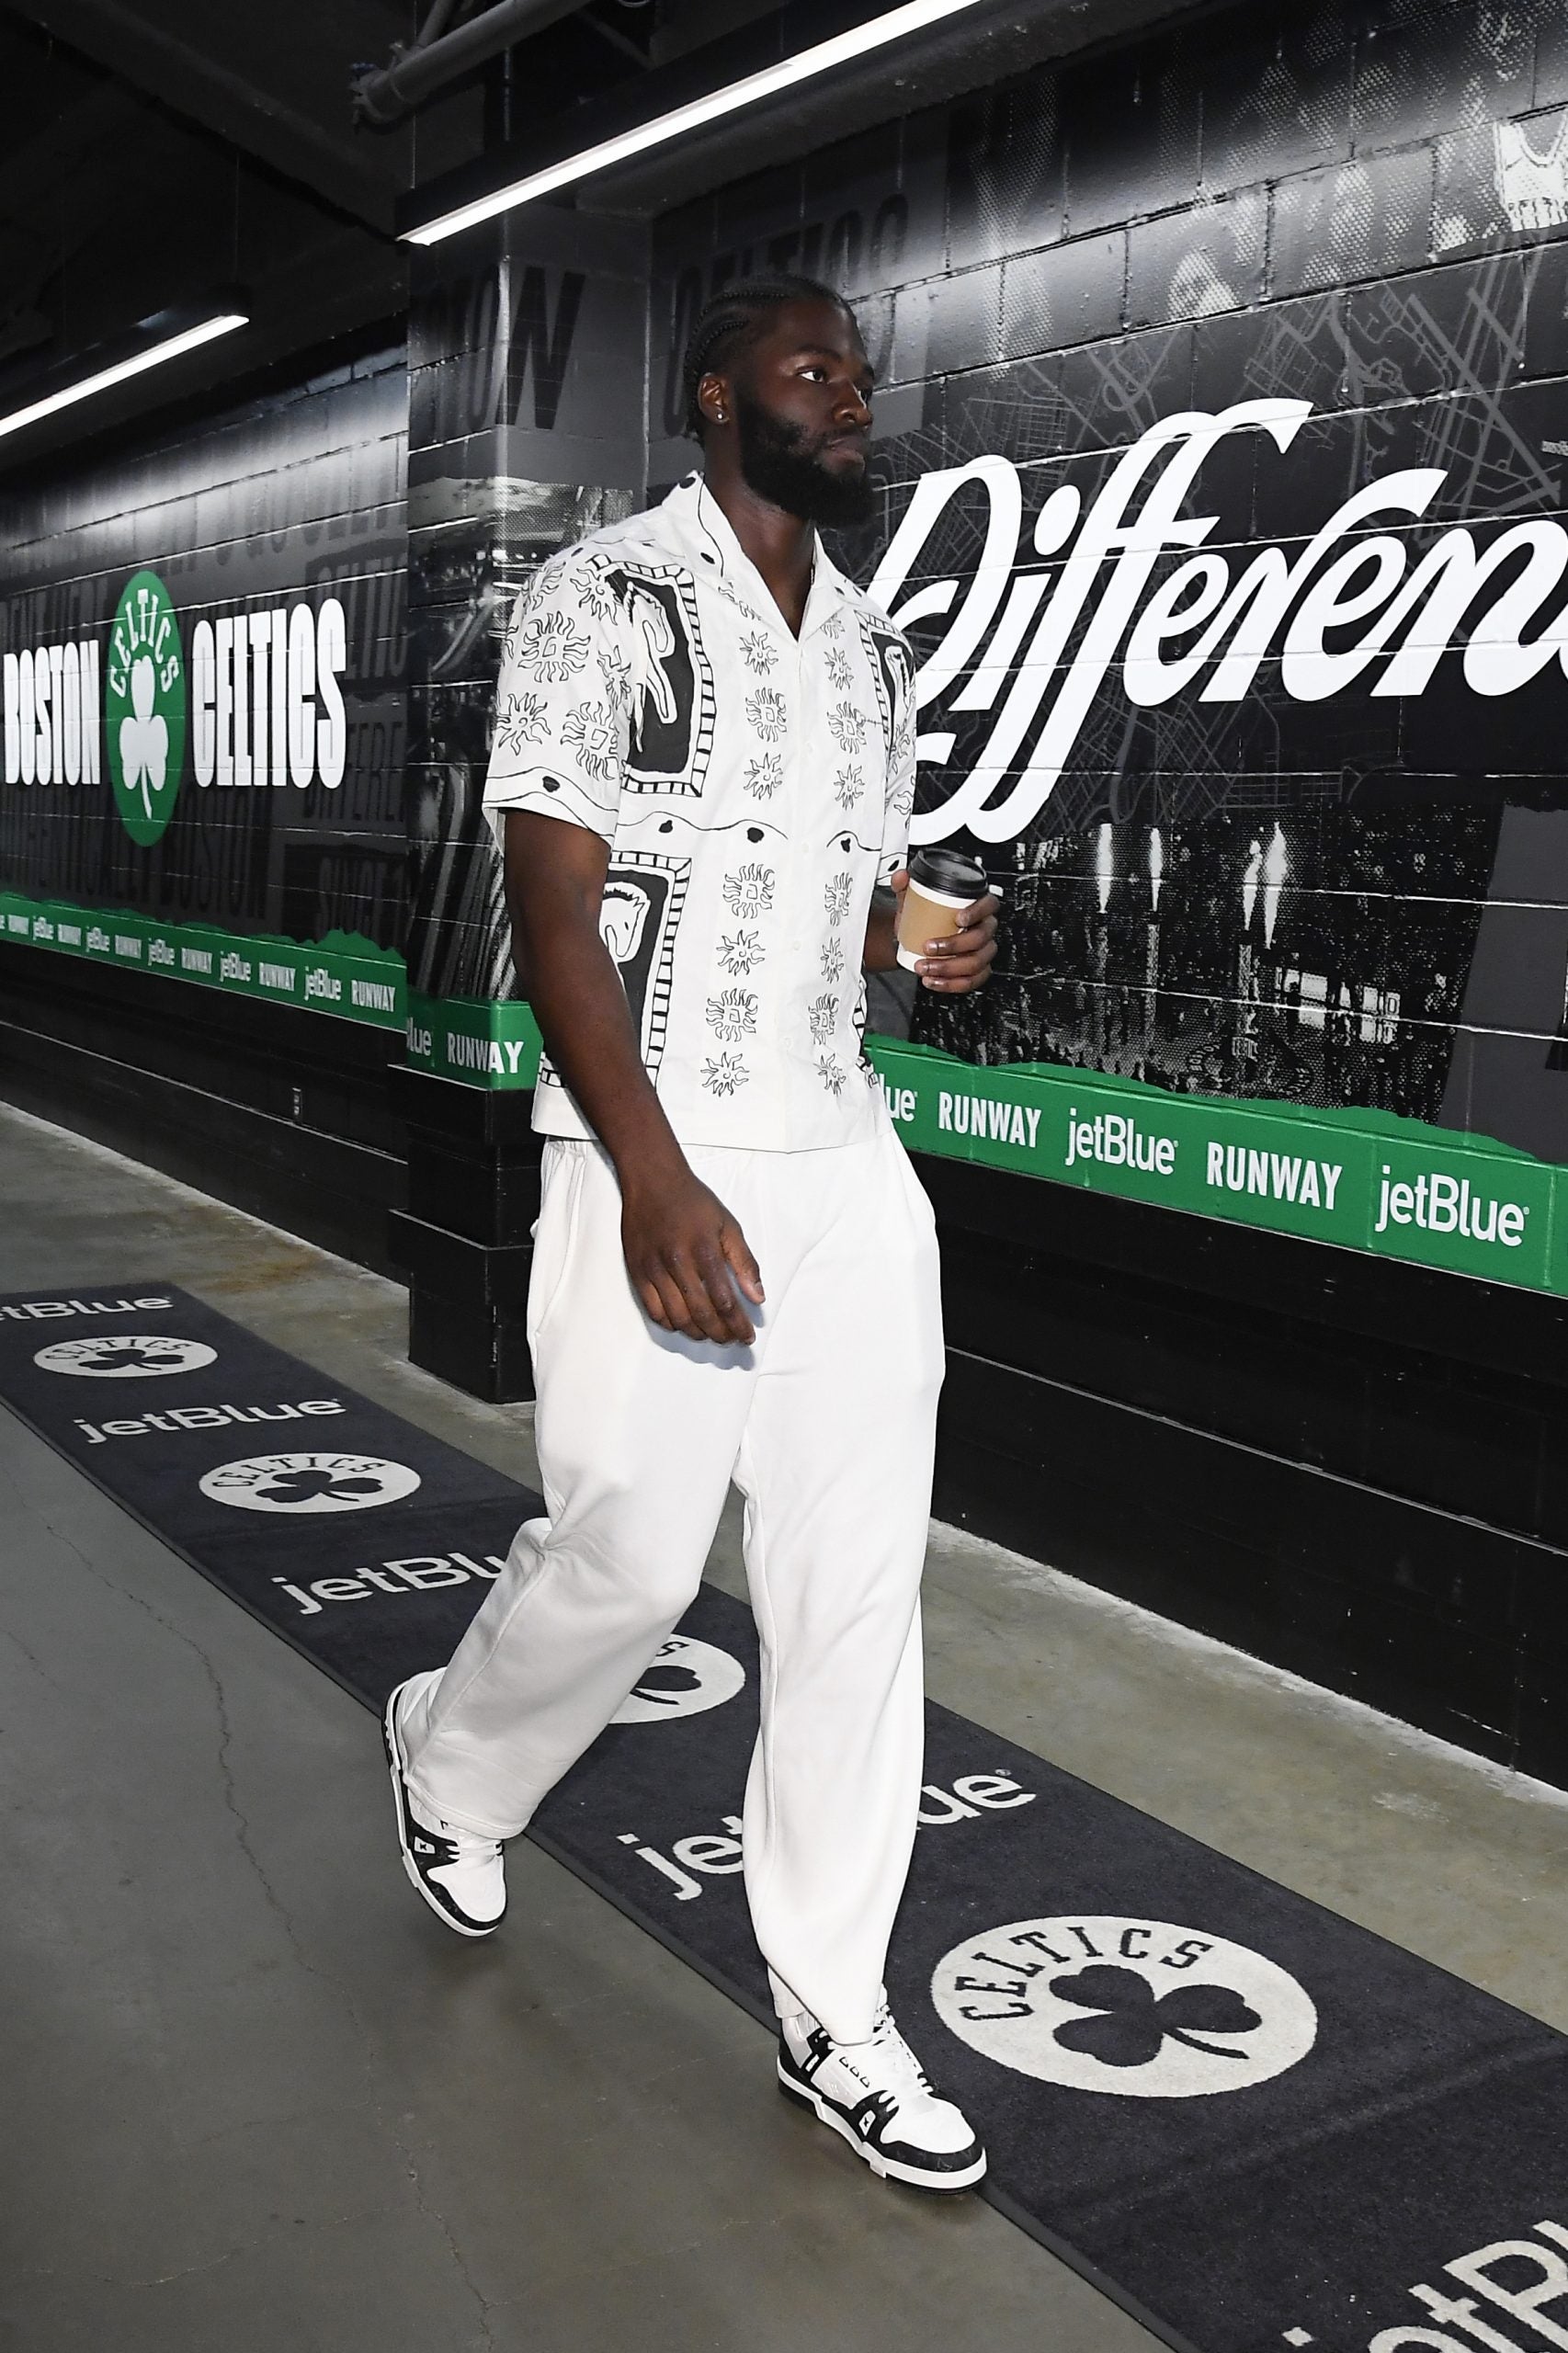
top-left (107, 569), bottom-right (186, 845)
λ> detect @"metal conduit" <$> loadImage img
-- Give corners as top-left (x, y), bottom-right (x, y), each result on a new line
top-left (352, 0), bottom-right (593, 123)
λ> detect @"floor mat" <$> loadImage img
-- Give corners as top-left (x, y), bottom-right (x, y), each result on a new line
top-left (3, 1280), bottom-right (1565, 2353)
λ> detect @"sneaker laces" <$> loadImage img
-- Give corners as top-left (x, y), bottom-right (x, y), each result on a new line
top-left (864, 2002), bottom-right (936, 2100)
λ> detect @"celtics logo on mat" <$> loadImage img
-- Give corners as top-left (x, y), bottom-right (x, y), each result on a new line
top-left (932, 1916), bottom-right (1317, 2097)
top-left (34, 1336), bottom-right (217, 1378)
top-left (611, 1633), bottom-right (745, 1724)
top-left (199, 1452), bottom-right (421, 1514)
top-left (107, 568), bottom-right (187, 846)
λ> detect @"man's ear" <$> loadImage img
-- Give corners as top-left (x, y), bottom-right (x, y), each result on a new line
top-left (698, 371), bottom-right (730, 429)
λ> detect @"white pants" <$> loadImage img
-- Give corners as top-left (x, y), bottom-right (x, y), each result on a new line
top-left (400, 1120), bottom-right (944, 2044)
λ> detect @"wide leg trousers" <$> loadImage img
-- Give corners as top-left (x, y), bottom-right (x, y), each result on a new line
top-left (399, 1120), bottom-right (944, 2045)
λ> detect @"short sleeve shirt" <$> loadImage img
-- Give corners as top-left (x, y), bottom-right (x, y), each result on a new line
top-left (483, 475), bottom-right (918, 1151)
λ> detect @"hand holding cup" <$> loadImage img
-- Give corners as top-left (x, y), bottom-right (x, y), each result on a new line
top-left (892, 848), bottom-right (1000, 993)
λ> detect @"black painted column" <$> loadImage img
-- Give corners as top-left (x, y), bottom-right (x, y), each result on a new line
top-left (390, 1067), bottom-right (542, 1398)
top-left (393, 204), bottom-right (648, 1399)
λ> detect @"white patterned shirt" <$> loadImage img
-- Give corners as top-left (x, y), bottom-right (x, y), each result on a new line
top-left (483, 475), bottom-right (917, 1150)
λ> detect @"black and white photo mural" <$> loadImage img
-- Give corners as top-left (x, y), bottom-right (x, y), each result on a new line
top-left (401, 210), bottom-right (646, 1031)
top-left (0, 351), bottom-right (408, 1029)
top-left (647, 0), bottom-right (1568, 1295)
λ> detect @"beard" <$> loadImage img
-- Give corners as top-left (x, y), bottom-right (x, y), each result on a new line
top-left (733, 392), bottom-right (875, 528)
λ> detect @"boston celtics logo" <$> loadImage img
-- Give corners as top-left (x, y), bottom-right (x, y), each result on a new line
top-left (611, 1633), bottom-right (745, 1724)
top-left (35, 1336), bottom-right (216, 1378)
top-left (199, 1451), bottom-right (421, 1514)
top-left (107, 569), bottom-right (186, 845)
top-left (931, 1915), bottom-right (1317, 2097)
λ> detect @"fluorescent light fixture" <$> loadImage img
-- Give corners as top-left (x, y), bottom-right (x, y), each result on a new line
top-left (0, 310), bottom-right (249, 443)
top-left (403, 0), bottom-right (989, 244)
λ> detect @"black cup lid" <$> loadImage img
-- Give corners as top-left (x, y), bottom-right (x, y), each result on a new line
top-left (908, 847), bottom-right (988, 894)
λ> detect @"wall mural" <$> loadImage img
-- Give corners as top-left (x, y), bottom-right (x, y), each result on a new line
top-left (637, 0), bottom-right (1568, 1295)
top-left (861, 348), bottom-right (1562, 1135)
top-left (0, 353), bottom-right (408, 1025)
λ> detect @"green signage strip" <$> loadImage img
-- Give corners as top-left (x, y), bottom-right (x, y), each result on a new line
top-left (0, 888), bottom-right (403, 1029)
top-left (868, 1038), bottom-right (1566, 1299)
top-left (6, 892), bottom-right (1563, 1298)
top-left (395, 1006), bottom-right (1568, 1301)
top-left (405, 990), bottom-right (542, 1086)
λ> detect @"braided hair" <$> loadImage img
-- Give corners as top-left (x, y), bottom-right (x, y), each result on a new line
top-left (680, 272), bottom-right (853, 440)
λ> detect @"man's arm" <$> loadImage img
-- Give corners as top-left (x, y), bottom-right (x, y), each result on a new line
top-left (863, 870), bottom-right (1000, 992)
top-left (867, 633), bottom-right (997, 992)
top-left (503, 811), bottom-right (764, 1346)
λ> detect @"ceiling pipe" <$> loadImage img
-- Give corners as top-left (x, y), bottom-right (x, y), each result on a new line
top-left (351, 0), bottom-right (595, 124)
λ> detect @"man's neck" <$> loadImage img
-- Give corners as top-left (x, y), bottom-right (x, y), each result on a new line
top-left (702, 465), bottom-right (814, 636)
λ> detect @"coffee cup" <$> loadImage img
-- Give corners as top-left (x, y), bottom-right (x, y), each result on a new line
top-left (896, 847), bottom-right (991, 972)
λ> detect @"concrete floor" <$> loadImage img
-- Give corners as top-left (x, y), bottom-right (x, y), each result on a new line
top-left (2, 1099), bottom-right (1564, 2352)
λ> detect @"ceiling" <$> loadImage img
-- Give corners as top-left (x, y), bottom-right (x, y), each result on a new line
top-left (0, 0), bottom-right (1195, 473)
top-left (0, 0), bottom-right (648, 472)
top-left (580, 0), bottom-right (1204, 217)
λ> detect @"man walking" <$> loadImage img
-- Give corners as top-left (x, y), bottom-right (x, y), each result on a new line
top-left (384, 273), bottom-right (999, 2192)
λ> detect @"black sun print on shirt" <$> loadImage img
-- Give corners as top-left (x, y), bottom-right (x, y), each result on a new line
top-left (514, 609), bottom-right (591, 682)
top-left (827, 701), bottom-right (869, 755)
top-left (578, 567), bottom-right (623, 621)
top-left (807, 992), bottom-right (838, 1043)
top-left (496, 692), bottom-right (548, 754)
top-left (718, 929), bottom-right (765, 977)
top-left (745, 688), bottom-right (788, 742)
top-left (701, 1052), bottom-right (749, 1098)
top-left (740, 631), bottom-right (778, 675)
top-left (723, 863), bottom-right (775, 917)
top-left (560, 701), bottom-right (619, 780)
top-left (706, 987), bottom-right (758, 1041)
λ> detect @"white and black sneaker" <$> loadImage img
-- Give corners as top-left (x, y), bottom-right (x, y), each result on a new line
top-left (383, 1672), bottom-right (506, 1938)
top-left (778, 2000), bottom-right (986, 2192)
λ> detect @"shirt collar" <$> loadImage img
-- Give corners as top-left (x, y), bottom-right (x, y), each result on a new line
top-left (653, 474), bottom-right (863, 639)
